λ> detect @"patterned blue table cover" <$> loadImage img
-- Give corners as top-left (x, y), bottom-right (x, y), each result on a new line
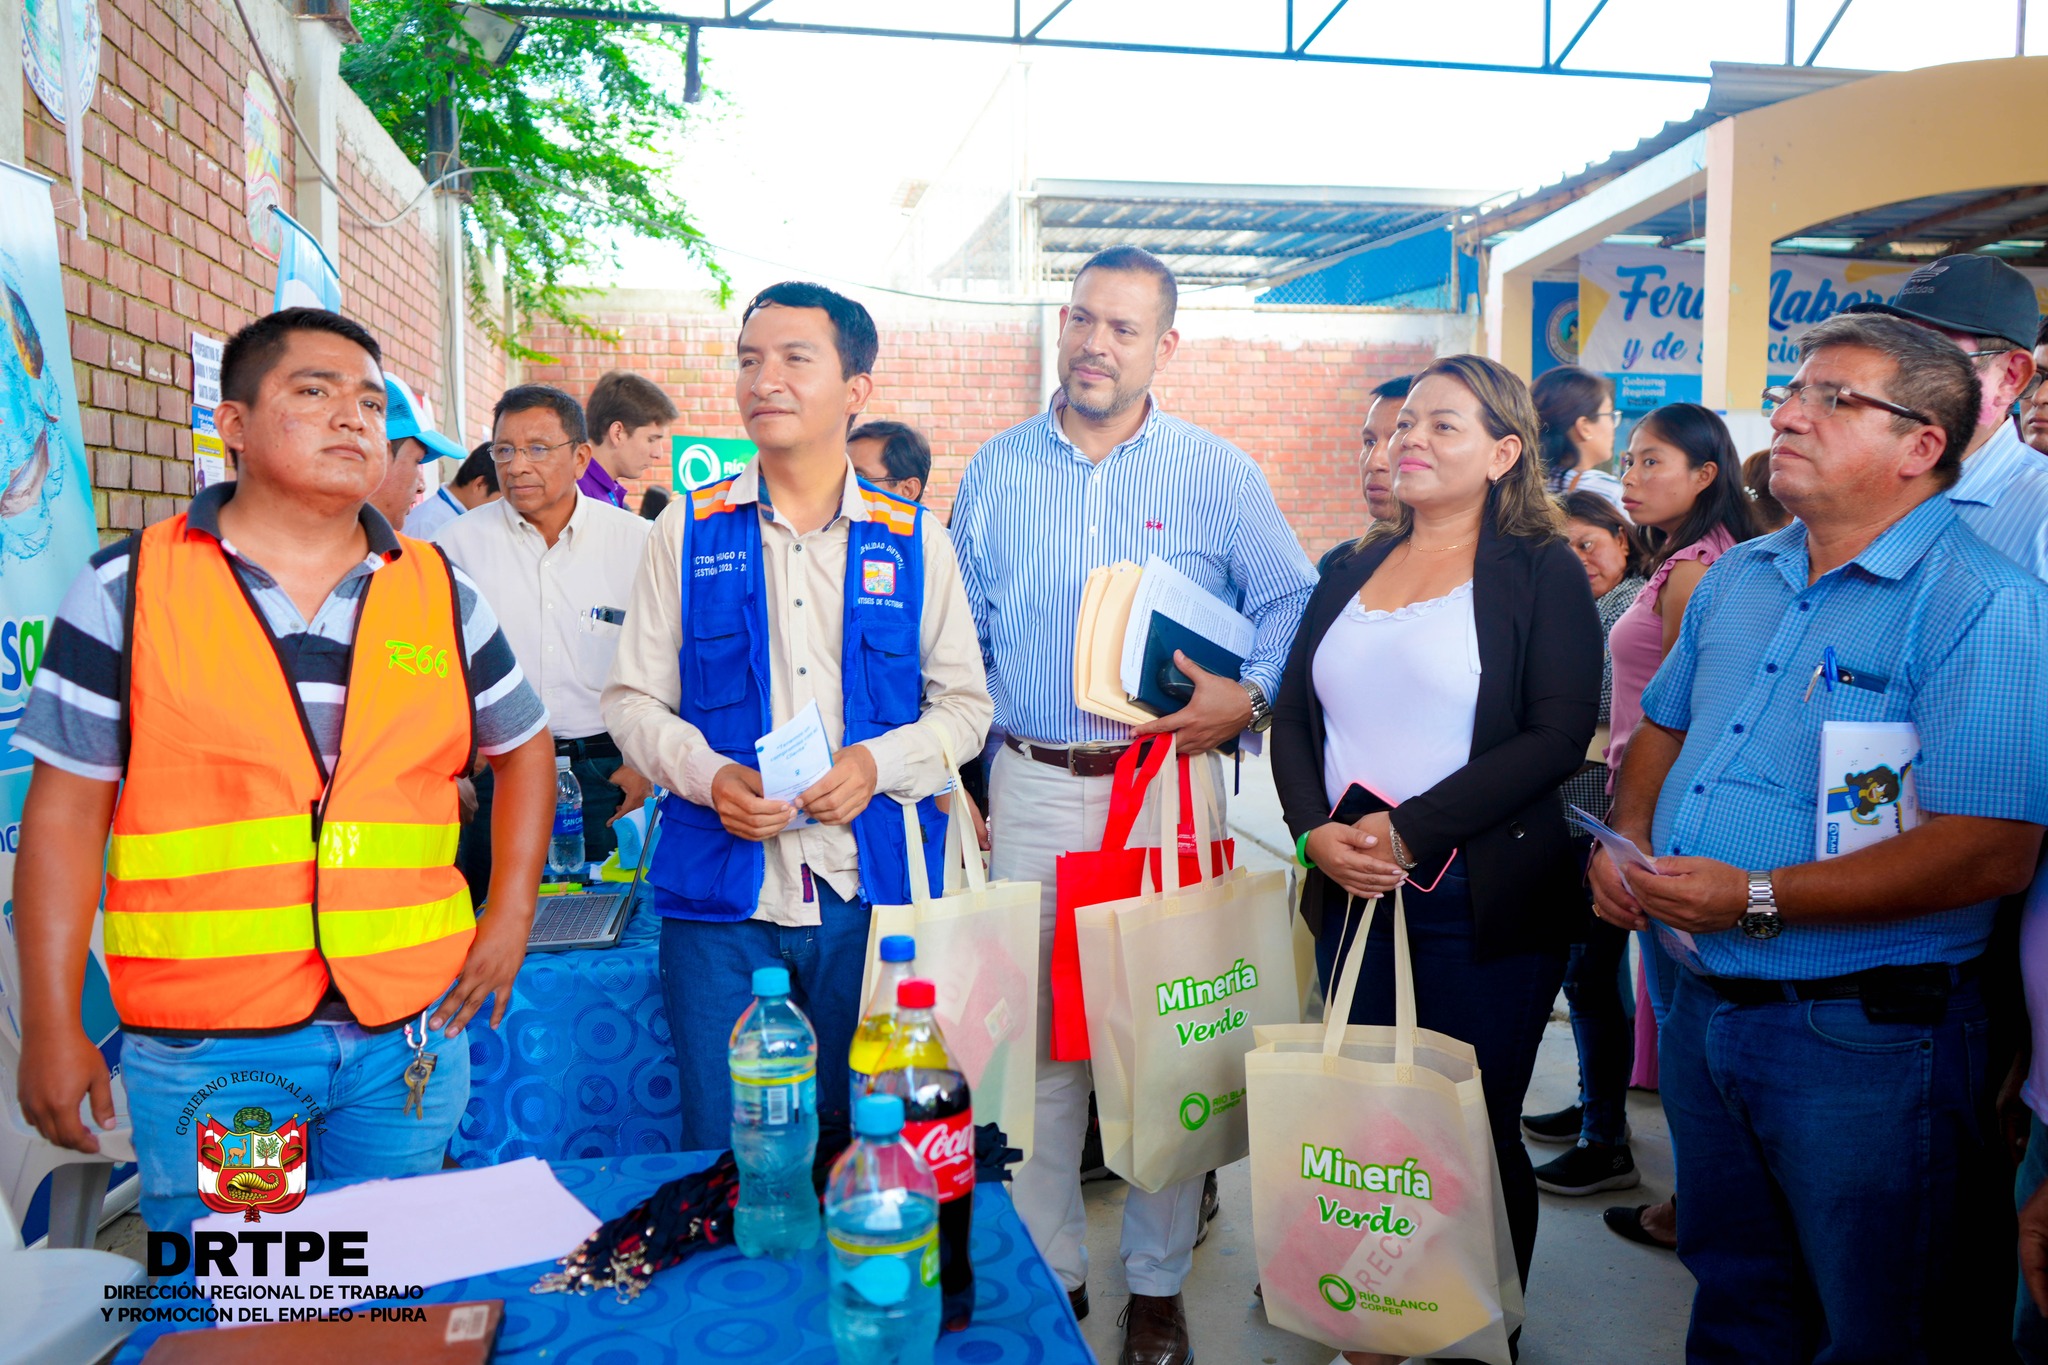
top-left (113, 1152), bottom-right (1091, 1365)
top-left (453, 899), bottom-right (682, 1167)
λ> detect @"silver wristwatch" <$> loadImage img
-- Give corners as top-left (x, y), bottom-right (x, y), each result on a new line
top-left (1740, 872), bottom-right (1782, 940)
top-left (1240, 679), bottom-right (1274, 733)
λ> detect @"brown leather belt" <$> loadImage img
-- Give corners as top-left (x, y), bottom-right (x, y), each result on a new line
top-left (1003, 734), bottom-right (1132, 778)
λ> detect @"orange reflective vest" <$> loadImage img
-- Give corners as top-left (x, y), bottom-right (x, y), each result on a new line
top-left (104, 515), bottom-right (477, 1033)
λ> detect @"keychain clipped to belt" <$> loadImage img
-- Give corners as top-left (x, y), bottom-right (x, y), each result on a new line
top-left (402, 1010), bottom-right (438, 1120)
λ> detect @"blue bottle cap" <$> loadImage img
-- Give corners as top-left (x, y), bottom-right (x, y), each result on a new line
top-left (855, 1093), bottom-right (905, 1139)
top-left (752, 966), bottom-right (791, 997)
top-left (879, 935), bottom-right (916, 963)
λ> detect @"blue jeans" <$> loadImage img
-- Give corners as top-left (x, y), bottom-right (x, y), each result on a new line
top-left (1315, 862), bottom-right (1568, 1288)
top-left (658, 877), bottom-right (873, 1152)
top-left (122, 1013), bottom-right (471, 1238)
top-left (1662, 968), bottom-right (1992, 1363)
top-left (2018, 1114), bottom-right (2048, 1361)
top-left (1637, 927), bottom-right (1683, 1026)
top-left (1563, 918), bottom-right (1632, 1145)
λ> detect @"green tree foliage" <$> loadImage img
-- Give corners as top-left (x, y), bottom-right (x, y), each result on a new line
top-left (340, 1), bottom-right (726, 356)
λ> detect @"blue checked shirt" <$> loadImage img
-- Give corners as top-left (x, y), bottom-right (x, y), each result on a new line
top-left (949, 397), bottom-right (1317, 745)
top-left (1640, 492), bottom-right (2048, 978)
top-left (1949, 421), bottom-right (2048, 579)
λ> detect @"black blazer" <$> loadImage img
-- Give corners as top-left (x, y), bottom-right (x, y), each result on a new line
top-left (1272, 522), bottom-right (1602, 957)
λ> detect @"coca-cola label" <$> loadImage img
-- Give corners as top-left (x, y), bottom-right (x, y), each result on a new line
top-left (902, 1111), bottom-right (976, 1202)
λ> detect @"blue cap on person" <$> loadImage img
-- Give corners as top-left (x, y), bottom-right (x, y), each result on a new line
top-left (382, 372), bottom-right (468, 463)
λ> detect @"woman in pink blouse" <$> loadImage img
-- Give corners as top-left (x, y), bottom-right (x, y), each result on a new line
top-left (1601, 401), bottom-right (1763, 1252)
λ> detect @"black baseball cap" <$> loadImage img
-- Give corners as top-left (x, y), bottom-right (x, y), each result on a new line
top-left (1842, 253), bottom-right (2042, 353)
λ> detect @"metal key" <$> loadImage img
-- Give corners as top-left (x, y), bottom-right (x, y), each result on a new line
top-left (402, 1011), bottom-right (438, 1119)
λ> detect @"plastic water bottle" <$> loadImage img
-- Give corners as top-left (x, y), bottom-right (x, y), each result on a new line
top-left (848, 935), bottom-right (917, 1093)
top-left (826, 1093), bottom-right (940, 1365)
top-left (870, 978), bottom-right (975, 1332)
top-left (730, 966), bottom-right (822, 1257)
top-left (548, 755), bottom-right (585, 876)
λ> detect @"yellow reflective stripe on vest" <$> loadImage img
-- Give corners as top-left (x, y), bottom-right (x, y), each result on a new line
top-left (317, 821), bottom-right (460, 870)
top-left (318, 889), bottom-right (473, 959)
top-left (107, 814), bottom-right (315, 881)
top-left (102, 905), bottom-right (316, 959)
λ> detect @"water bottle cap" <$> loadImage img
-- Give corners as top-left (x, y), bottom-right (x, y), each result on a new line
top-left (879, 935), bottom-right (916, 963)
top-left (855, 1093), bottom-right (905, 1138)
top-left (555, 754), bottom-right (572, 771)
top-left (752, 966), bottom-right (791, 997)
top-left (896, 978), bottom-right (935, 1010)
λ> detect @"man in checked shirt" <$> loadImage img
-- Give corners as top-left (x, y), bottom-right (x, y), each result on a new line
top-left (950, 246), bottom-right (1316, 1365)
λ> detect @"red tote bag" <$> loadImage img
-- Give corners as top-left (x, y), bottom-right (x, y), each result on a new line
top-left (1050, 736), bottom-right (1234, 1061)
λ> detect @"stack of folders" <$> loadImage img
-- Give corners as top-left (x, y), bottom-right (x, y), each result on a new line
top-left (1074, 555), bottom-right (1256, 725)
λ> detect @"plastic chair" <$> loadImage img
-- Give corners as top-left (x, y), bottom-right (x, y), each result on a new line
top-left (0, 1178), bottom-right (145, 1363)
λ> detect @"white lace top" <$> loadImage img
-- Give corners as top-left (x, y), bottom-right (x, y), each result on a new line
top-left (1312, 580), bottom-right (1482, 809)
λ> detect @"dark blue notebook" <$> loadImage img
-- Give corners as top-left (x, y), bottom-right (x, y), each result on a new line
top-left (1134, 611), bottom-right (1246, 715)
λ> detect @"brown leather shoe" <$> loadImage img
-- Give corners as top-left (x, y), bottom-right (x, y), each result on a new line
top-left (1119, 1292), bottom-right (1193, 1365)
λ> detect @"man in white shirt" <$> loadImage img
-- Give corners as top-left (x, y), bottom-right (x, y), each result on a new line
top-left (437, 384), bottom-right (653, 898)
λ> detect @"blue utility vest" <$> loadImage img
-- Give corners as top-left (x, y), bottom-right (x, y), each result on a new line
top-left (646, 475), bottom-right (945, 921)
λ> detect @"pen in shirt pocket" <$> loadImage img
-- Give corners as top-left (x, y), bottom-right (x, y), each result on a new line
top-left (586, 605), bottom-right (626, 629)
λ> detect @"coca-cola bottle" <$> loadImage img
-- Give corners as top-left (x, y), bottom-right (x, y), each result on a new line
top-left (869, 977), bottom-right (975, 1333)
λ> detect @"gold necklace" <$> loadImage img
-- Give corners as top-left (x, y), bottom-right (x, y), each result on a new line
top-left (1406, 538), bottom-right (1474, 554)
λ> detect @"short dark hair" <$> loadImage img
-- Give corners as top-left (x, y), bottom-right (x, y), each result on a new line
top-left (1797, 313), bottom-right (1979, 486)
top-left (587, 370), bottom-right (679, 443)
top-left (639, 485), bottom-right (671, 521)
top-left (454, 443), bottom-right (500, 494)
top-left (740, 281), bottom-right (879, 379)
top-left (492, 384), bottom-right (587, 444)
top-left (1073, 245), bottom-right (1178, 331)
top-left (847, 419), bottom-right (931, 496)
top-left (1370, 374), bottom-right (1415, 402)
top-left (219, 308), bottom-right (382, 406)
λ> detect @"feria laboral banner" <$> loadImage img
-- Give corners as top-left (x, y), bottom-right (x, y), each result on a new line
top-left (1577, 246), bottom-right (2048, 411)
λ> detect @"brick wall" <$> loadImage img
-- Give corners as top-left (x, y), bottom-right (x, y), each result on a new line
top-left (521, 305), bottom-right (1433, 561)
top-left (20, 0), bottom-right (502, 538)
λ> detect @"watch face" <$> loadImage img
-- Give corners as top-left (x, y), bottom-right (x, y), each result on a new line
top-left (1740, 911), bottom-right (1783, 941)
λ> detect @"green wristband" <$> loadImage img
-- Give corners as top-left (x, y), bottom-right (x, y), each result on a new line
top-left (1295, 831), bottom-right (1315, 869)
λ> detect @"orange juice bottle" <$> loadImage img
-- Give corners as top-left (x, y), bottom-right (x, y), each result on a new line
top-left (847, 934), bottom-right (916, 1091)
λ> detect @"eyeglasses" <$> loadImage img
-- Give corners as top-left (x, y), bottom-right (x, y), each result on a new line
top-left (1761, 383), bottom-right (1932, 428)
top-left (1961, 347), bottom-right (2018, 367)
top-left (488, 439), bottom-right (577, 465)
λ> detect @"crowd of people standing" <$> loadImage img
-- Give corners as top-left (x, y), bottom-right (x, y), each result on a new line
top-left (12, 238), bottom-right (2048, 1364)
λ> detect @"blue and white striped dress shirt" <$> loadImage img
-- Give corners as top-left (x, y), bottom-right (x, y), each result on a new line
top-left (949, 398), bottom-right (1318, 746)
top-left (1640, 494), bottom-right (2048, 979)
top-left (1949, 421), bottom-right (2048, 579)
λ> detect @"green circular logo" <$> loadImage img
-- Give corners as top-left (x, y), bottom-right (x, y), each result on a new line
top-left (1318, 1274), bottom-right (1356, 1312)
top-left (1178, 1091), bottom-right (1210, 1132)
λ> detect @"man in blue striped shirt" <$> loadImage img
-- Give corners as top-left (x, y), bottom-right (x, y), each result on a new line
top-left (950, 246), bottom-right (1315, 1364)
top-left (1589, 313), bottom-right (2048, 1361)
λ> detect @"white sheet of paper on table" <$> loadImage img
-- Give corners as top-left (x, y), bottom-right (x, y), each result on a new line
top-left (187, 1156), bottom-right (601, 1315)
top-left (756, 698), bottom-right (833, 829)
top-left (1118, 554), bottom-right (1256, 699)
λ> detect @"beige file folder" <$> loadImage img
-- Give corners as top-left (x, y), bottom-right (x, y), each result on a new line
top-left (1074, 561), bottom-right (1155, 725)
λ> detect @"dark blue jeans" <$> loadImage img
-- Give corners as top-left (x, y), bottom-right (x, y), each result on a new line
top-left (1315, 862), bottom-right (1568, 1288)
top-left (1563, 917), bottom-right (1633, 1145)
top-left (2018, 1114), bottom-right (2048, 1362)
top-left (1662, 968), bottom-right (1993, 1363)
top-left (658, 877), bottom-right (873, 1152)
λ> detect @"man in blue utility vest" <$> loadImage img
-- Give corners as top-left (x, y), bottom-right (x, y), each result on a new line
top-left (603, 282), bottom-right (992, 1147)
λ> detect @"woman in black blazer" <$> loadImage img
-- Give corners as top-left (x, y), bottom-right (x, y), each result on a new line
top-left (1272, 354), bottom-right (1601, 1297)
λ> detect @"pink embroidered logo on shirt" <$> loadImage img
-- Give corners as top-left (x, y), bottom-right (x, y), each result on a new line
top-left (1144, 519), bottom-right (1165, 531)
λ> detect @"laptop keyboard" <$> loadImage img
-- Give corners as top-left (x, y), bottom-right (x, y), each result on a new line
top-left (528, 892), bottom-right (623, 945)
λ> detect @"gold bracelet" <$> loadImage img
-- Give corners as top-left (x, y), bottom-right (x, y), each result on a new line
top-left (1387, 824), bottom-right (1418, 871)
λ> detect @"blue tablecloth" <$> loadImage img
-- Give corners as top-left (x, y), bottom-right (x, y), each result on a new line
top-left (112, 1152), bottom-right (1090, 1365)
top-left (453, 900), bottom-right (682, 1167)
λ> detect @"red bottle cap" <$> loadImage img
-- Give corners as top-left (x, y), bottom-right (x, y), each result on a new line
top-left (896, 978), bottom-right (936, 1009)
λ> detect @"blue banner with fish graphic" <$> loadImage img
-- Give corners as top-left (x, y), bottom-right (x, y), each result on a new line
top-left (0, 159), bottom-right (128, 1244)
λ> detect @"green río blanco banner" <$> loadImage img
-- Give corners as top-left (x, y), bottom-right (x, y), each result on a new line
top-left (671, 435), bottom-right (755, 492)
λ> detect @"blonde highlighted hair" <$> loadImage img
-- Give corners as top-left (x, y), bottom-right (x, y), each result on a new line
top-left (1361, 354), bottom-right (1564, 548)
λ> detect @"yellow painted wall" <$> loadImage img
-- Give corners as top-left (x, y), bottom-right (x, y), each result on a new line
top-left (1703, 56), bottom-right (2048, 411)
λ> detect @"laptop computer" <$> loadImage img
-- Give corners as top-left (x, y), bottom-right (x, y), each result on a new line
top-left (521, 811), bottom-right (658, 952)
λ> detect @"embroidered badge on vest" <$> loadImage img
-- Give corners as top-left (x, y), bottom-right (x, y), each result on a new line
top-left (862, 558), bottom-right (897, 596)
